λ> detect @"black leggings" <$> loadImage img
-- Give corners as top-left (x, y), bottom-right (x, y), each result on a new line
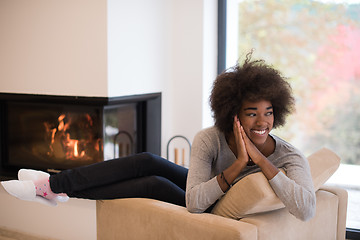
top-left (49, 152), bottom-right (188, 206)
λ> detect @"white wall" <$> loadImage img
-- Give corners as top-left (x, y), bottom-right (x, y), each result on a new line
top-left (107, 0), bottom-right (217, 156)
top-left (202, 0), bottom-right (218, 128)
top-left (165, 0), bottom-right (205, 156)
top-left (107, 0), bottom-right (172, 97)
top-left (0, 0), bottom-right (108, 97)
top-left (0, 0), bottom-right (217, 239)
top-left (107, 0), bottom-right (175, 157)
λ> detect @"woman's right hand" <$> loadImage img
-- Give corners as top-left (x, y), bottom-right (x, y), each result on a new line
top-left (217, 116), bottom-right (250, 192)
top-left (233, 116), bottom-right (249, 164)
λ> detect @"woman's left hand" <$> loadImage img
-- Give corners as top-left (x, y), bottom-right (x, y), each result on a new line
top-left (239, 125), bottom-right (279, 179)
top-left (239, 125), bottom-right (264, 166)
top-left (233, 116), bottom-right (250, 164)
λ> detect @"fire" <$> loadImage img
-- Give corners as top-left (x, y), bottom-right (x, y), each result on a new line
top-left (74, 140), bottom-right (79, 157)
top-left (58, 114), bottom-right (66, 131)
top-left (63, 134), bottom-right (85, 159)
top-left (44, 113), bottom-right (100, 161)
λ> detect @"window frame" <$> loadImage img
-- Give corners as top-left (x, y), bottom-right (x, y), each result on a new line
top-left (217, 0), bottom-right (227, 75)
top-left (217, 0), bottom-right (360, 238)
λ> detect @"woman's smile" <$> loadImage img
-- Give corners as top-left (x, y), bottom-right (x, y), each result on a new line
top-left (238, 99), bottom-right (274, 150)
top-left (247, 128), bottom-right (269, 146)
top-left (251, 129), bottom-right (267, 136)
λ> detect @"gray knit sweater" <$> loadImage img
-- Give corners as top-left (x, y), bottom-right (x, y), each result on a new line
top-left (186, 126), bottom-right (316, 221)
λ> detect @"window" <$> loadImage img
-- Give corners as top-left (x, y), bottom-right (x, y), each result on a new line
top-left (219, 0), bottom-right (360, 236)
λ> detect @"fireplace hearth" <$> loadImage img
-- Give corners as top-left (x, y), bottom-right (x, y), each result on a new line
top-left (0, 93), bottom-right (161, 179)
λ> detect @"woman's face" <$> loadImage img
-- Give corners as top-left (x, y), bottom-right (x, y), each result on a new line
top-left (238, 99), bottom-right (274, 149)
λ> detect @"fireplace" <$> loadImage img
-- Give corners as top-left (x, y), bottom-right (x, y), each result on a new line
top-left (0, 93), bottom-right (161, 179)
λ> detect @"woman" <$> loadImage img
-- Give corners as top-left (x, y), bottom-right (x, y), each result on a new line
top-left (2, 52), bottom-right (315, 221)
top-left (186, 52), bottom-right (316, 221)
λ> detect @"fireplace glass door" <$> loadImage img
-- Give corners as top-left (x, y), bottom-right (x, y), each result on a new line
top-left (5, 102), bottom-right (138, 172)
top-left (7, 102), bottom-right (104, 170)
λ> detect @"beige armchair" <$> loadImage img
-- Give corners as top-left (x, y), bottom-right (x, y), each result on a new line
top-left (96, 148), bottom-right (348, 240)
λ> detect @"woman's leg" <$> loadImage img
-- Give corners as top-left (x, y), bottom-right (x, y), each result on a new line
top-left (68, 175), bottom-right (186, 206)
top-left (50, 152), bottom-right (188, 195)
top-left (1, 152), bottom-right (187, 205)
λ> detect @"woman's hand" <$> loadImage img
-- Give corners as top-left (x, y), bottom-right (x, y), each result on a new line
top-left (217, 116), bottom-right (250, 192)
top-left (239, 121), bottom-right (279, 180)
top-left (238, 124), bottom-right (263, 165)
top-left (233, 116), bottom-right (249, 164)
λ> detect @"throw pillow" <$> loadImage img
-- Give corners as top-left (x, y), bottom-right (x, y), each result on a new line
top-left (308, 148), bottom-right (341, 190)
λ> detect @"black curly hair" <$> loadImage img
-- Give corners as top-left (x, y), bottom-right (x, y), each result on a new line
top-left (210, 52), bottom-right (295, 134)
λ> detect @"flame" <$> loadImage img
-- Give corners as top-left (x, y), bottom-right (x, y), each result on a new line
top-left (44, 113), bottom-right (100, 161)
top-left (74, 140), bottom-right (79, 157)
top-left (58, 114), bottom-right (65, 131)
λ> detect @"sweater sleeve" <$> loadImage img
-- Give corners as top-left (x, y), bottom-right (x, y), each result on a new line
top-left (185, 130), bottom-right (225, 213)
top-left (269, 155), bottom-right (316, 221)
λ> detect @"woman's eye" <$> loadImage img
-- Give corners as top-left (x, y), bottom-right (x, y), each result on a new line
top-left (265, 112), bottom-right (273, 116)
top-left (246, 113), bottom-right (256, 117)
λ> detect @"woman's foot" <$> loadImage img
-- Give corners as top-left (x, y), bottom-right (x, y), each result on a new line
top-left (33, 177), bottom-right (59, 200)
top-left (1, 180), bottom-right (57, 206)
top-left (1, 180), bottom-right (36, 201)
top-left (18, 169), bottom-right (69, 203)
top-left (18, 168), bottom-right (49, 181)
top-left (1, 169), bottom-right (69, 206)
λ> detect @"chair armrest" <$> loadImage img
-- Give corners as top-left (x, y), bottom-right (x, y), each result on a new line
top-left (320, 185), bottom-right (348, 240)
top-left (96, 198), bottom-right (257, 240)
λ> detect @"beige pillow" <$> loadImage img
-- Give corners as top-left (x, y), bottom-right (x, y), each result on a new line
top-left (308, 148), bottom-right (341, 190)
top-left (211, 147), bottom-right (340, 220)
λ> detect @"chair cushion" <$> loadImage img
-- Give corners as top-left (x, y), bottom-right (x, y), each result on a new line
top-left (211, 148), bottom-right (340, 219)
top-left (308, 148), bottom-right (341, 190)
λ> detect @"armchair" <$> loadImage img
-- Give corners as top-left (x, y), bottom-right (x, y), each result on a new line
top-left (96, 148), bottom-right (347, 240)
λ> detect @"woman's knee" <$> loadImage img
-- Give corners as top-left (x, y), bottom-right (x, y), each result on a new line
top-left (135, 152), bottom-right (165, 167)
top-left (137, 152), bottom-right (157, 160)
